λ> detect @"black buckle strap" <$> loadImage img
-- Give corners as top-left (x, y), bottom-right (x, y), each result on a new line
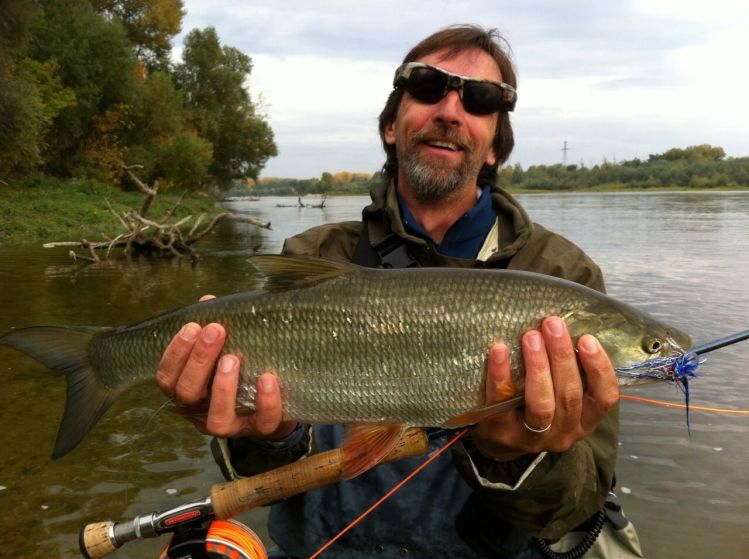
top-left (376, 235), bottom-right (419, 268)
top-left (351, 226), bottom-right (419, 269)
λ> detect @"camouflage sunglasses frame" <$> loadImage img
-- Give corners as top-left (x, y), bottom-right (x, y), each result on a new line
top-left (393, 62), bottom-right (517, 114)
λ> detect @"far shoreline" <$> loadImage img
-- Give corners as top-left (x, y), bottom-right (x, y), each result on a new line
top-left (2, 179), bottom-right (747, 245)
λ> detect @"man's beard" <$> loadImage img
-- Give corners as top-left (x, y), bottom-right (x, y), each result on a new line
top-left (398, 125), bottom-right (489, 203)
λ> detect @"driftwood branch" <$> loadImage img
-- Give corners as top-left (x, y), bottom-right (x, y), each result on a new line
top-left (276, 192), bottom-right (328, 209)
top-left (122, 164), bottom-right (158, 216)
top-left (45, 170), bottom-right (271, 262)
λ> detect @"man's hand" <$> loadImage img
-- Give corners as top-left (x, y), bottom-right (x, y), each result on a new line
top-left (472, 316), bottom-right (620, 461)
top-left (156, 296), bottom-right (297, 440)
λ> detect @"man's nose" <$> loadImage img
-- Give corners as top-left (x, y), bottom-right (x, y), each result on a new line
top-left (433, 89), bottom-right (465, 126)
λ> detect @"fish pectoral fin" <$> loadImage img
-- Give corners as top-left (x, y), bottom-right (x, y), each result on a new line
top-left (168, 402), bottom-right (254, 418)
top-left (167, 400), bottom-right (210, 416)
top-left (442, 395), bottom-right (525, 428)
top-left (247, 255), bottom-right (359, 291)
top-left (341, 422), bottom-right (407, 480)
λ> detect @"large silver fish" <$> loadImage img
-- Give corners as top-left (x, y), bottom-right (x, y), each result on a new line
top-left (1, 256), bottom-right (692, 475)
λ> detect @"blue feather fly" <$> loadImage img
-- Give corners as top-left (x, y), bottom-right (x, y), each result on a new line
top-left (615, 352), bottom-right (705, 430)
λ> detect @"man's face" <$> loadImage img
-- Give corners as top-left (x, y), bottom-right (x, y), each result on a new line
top-left (384, 47), bottom-right (500, 202)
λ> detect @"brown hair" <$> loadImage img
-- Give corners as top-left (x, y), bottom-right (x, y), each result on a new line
top-left (378, 24), bottom-right (517, 184)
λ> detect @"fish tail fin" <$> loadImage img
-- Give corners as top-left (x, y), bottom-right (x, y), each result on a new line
top-left (0, 326), bottom-right (118, 459)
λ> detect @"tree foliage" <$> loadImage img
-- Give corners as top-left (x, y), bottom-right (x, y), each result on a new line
top-left (174, 27), bottom-right (277, 189)
top-left (1, 2), bottom-right (276, 191)
top-left (253, 172), bottom-right (382, 196)
top-left (0, 0), bottom-right (47, 177)
top-left (90, 0), bottom-right (185, 68)
top-left (29, 0), bottom-right (138, 176)
top-left (507, 145), bottom-right (748, 191)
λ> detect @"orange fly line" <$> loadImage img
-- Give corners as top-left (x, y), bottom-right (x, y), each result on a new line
top-left (619, 393), bottom-right (749, 414)
top-left (307, 427), bottom-right (470, 559)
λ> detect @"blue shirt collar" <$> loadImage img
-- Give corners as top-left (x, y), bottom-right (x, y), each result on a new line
top-left (397, 185), bottom-right (496, 259)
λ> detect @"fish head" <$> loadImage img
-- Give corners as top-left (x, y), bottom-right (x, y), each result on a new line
top-left (564, 303), bottom-right (693, 386)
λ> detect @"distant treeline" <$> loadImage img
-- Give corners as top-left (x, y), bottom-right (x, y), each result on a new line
top-left (507, 144), bottom-right (749, 190)
top-left (240, 144), bottom-right (747, 196)
top-left (251, 171), bottom-right (382, 196)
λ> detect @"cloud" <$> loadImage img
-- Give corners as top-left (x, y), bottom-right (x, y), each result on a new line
top-left (176, 0), bottom-right (749, 177)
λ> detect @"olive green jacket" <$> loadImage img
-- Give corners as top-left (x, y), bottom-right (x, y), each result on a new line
top-left (215, 180), bottom-right (618, 541)
top-left (281, 180), bottom-right (617, 539)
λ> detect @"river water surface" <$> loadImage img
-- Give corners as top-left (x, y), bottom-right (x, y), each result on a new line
top-left (1, 192), bottom-right (748, 558)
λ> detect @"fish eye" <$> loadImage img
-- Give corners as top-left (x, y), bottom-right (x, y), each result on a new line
top-left (643, 337), bottom-right (664, 354)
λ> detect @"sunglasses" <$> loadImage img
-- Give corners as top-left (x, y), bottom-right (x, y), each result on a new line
top-left (393, 62), bottom-right (517, 115)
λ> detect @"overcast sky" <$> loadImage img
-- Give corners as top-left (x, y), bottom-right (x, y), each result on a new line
top-left (174, 0), bottom-right (749, 178)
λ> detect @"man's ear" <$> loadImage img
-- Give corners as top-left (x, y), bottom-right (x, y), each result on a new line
top-left (384, 121), bottom-right (396, 145)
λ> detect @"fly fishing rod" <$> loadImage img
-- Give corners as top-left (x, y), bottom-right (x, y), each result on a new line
top-left (79, 428), bottom-right (430, 559)
top-left (690, 328), bottom-right (749, 356)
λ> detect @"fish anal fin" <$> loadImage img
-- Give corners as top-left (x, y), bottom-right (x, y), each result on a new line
top-left (341, 423), bottom-right (407, 480)
top-left (248, 255), bottom-right (359, 291)
top-left (443, 394), bottom-right (524, 429)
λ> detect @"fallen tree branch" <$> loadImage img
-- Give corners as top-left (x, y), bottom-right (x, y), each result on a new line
top-left (45, 170), bottom-right (271, 262)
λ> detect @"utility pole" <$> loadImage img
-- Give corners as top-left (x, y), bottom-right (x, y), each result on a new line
top-left (561, 140), bottom-right (569, 166)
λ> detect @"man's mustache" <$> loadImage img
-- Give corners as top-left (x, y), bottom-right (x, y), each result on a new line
top-left (410, 125), bottom-right (474, 154)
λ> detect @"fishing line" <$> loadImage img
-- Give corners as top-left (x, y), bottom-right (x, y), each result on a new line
top-left (307, 427), bottom-right (470, 559)
top-left (205, 519), bottom-right (268, 558)
top-left (620, 394), bottom-right (749, 415)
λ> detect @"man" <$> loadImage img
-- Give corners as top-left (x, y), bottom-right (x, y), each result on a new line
top-left (157, 25), bottom-right (639, 558)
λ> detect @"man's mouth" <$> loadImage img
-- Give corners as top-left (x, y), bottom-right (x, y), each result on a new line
top-left (424, 139), bottom-right (462, 152)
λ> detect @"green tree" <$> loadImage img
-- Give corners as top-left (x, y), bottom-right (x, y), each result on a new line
top-left (174, 27), bottom-right (277, 189)
top-left (0, 0), bottom-right (43, 178)
top-left (124, 70), bottom-right (212, 188)
top-left (649, 144), bottom-right (726, 163)
top-left (155, 131), bottom-right (213, 189)
top-left (29, 0), bottom-right (138, 177)
top-left (89, 0), bottom-right (185, 68)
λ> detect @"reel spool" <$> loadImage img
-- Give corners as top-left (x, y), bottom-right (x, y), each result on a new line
top-left (159, 519), bottom-right (267, 559)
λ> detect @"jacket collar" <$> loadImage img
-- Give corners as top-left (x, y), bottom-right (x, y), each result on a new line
top-left (362, 179), bottom-right (533, 264)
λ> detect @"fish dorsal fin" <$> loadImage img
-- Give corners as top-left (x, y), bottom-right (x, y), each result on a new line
top-left (341, 423), bottom-right (407, 480)
top-left (248, 255), bottom-right (359, 291)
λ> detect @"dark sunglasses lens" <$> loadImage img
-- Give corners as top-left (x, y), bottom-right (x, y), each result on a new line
top-left (405, 67), bottom-right (447, 104)
top-left (462, 82), bottom-right (504, 115)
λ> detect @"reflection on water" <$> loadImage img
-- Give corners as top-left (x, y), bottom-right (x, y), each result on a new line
top-left (1, 192), bottom-right (748, 558)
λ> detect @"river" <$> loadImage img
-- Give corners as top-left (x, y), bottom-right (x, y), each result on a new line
top-left (1, 191), bottom-right (748, 558)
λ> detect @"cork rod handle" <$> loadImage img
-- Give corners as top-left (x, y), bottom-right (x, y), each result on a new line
top-left (211, 427), bottom-right (430, 519)
top-left (79, 521), bottom-right (118, 559)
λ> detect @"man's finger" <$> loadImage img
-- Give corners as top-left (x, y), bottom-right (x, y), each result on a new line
top-left (542, 317), bottom-right (583, 423)
top-left (485, 343), bottom-right (511, 403)
top-left (521, 330), bottom-right (555, 430)
top-left (175, 323), bottom-right (226, 404)
top-left (578, 335), bottom-right (620, 433)
top-left (254, 373), bottom-right (285, 436)
top-left (156, 323), bottom-right (201, 395)
top-left (205, 354), bottom-right (241, 437)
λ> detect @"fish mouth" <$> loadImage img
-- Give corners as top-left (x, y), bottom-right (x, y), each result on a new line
top-left (614, 351), bottom-right (702, 385)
